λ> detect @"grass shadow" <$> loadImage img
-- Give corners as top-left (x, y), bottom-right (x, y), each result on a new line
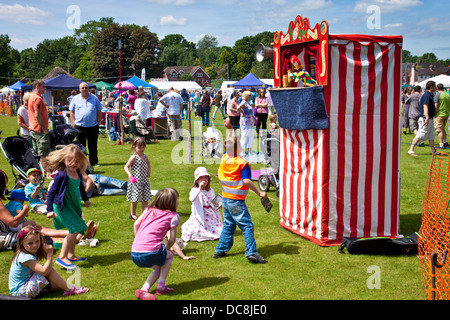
top-left (80, 251), bottom-right (131, 268)
top-left (170, 276), bottom-right (230, 295)
top-left (258, 242), bottom-right (300, 258)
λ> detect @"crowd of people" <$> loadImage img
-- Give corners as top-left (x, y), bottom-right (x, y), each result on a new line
top-left (1, 79), bottom-right (279, 300)
top-left (405, 81), bottom-right (450, 156)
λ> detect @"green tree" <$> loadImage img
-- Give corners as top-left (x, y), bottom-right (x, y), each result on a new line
top-left (197, 35), bottom-right (218, 68)
top-left (0, 34), bottom-right (17, 85)
top-left (420, 52), bottom-right (438, 63)
top-left (236, 52), bottom-right (250, 79)
top-left (92, 24), bottom-right (162, 81)
top-left (160, 45), bottom-right (186, 68)
top-left (233, 31), bottom-right (273, 71)
top-left (74, 17), bottom-right (116, 47)
top-left (219, 50), bottom-right (231, 68)
top-left (161, 34), bottom-right (195, 53)
top-left (73, 50), bottom-right (95, 80)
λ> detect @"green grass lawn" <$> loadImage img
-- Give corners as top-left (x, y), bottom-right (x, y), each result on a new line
top-left (0, 112), bottom-right (435, 300)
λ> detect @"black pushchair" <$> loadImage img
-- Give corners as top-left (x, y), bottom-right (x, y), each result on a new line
top-left (49, 123), bottom-right (80, 150)
top-left (49, 124), bottom-right (93, 174)
top-left (0, 132), bottom-right (45, 189)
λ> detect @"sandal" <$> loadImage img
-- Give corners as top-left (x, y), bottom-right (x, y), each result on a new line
top-left (63, 286), bottom-right (89, 296)
top-left (155, 286), bottom-right (174, 295)
top-left (407, 151), bottom-right (418, 157)
top-left (68, 257), bottom-right (87, 262)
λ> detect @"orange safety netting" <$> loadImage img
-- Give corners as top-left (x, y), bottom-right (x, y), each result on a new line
top-left (419, 153), bottom-right (450, 300)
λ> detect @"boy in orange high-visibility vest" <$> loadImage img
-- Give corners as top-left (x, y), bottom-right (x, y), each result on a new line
top-left (214, 136), bottom-right (268, 264)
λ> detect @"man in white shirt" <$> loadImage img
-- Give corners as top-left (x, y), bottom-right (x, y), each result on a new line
top-left (160, 87), bottom-right (184, 141)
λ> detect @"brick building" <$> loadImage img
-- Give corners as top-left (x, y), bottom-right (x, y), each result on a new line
top-left (163, 66), bottom-right (211, 87)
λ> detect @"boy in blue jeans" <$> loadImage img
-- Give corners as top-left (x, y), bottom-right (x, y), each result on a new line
top-left (214, 136), bottom-right (268, 264)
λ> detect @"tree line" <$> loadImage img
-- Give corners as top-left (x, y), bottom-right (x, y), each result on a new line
top-left (0, 17), bottom-right (274, 87)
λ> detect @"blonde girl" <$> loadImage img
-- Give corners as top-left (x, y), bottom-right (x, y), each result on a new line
top-left (124, 137), bottom-right (152, 220)
top-left (131, 188), bottom-right (180, 300)
top-left (9, 225), bottom-right (88, 298)
top-left (45, 144), bottom-right (92, 270)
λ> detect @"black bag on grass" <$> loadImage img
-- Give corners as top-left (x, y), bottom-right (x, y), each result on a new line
top-left (338, 232), bottom-right (419, 255)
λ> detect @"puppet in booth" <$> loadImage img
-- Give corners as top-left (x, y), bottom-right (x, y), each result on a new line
top-left (288, 55), bottom-right (316, 87)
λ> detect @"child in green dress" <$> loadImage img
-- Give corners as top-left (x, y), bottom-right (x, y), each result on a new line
top-left (46, 145), bottom-right (92, 271)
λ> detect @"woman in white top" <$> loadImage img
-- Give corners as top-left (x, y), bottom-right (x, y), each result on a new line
top-left (17, 92), bottom-right (31, 140)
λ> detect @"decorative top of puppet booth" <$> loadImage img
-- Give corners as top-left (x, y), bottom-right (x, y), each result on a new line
top-left (273, 15), bottom-right (329, 88)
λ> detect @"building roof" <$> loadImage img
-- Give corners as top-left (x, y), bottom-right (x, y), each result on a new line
top-left (163, 66), bottom-right (209, 81)
top-left (43, 66), bottom-right (72, 80)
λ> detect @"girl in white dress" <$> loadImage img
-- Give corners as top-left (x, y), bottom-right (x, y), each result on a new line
top-left (181, 167), bottom-right (223, 242)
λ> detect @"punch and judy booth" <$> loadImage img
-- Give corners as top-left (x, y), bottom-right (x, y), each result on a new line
top-left (270, 16), bottom-right (403, 246)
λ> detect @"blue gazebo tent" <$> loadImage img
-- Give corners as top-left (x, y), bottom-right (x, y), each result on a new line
top-left (34, 74), bottom-right (96, 108)
top-left (126, 75), bottom-right (158, 99)
top-left (126, 75), bottom-right (157, 89)
top-left (44, 74), bottom-right (95, 90)
top-left (227, 72), bottom-right (273, 89)
top-left (8, 81), bottom-right (29, 91)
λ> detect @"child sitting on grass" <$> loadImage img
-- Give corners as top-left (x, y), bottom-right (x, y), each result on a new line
top-left (9, 226), bottom-right (89, 298)
top-left (24, 168), bottom-right (47, 214)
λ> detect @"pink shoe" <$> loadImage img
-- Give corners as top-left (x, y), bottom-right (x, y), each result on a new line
top-left (135, 289), bottom-right (157, 300)
top-left (63, 286), bottom-right (89, 296)
top-left (155, 286), bottom-right (174, 295)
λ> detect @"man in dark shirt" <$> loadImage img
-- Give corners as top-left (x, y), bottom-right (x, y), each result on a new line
top-left (180, 89), bottom-right (189, 120)
top-left (408, 81), bottom-right (438, 156)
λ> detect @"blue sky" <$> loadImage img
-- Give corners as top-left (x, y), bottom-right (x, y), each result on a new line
top-left (1, 0), bottom-right (449, 60)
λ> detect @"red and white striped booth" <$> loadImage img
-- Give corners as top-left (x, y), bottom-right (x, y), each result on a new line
top-left (271, 16), bottom-right (403, 246)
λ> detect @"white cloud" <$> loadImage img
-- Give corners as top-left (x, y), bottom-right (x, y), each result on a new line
top-left (383, 23), bottom-right (403, 28)
top-left (0, 3), bottom-right (52, 24)
top-left (297, 0), bottom-right (333, 11)
top-left (354, 0), bottom-right (423, 13)
top-left (160, 15), bottom-right (187, 26)
top-left (144, 0), bottom-right (195, 5)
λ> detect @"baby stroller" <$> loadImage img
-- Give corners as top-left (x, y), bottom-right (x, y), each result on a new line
top-left (258, 131), bottom-right (280, 197)
top-left (200, 123), bottom-right (222, 159)
top-left (0, 132), bottom-right (45, 189)
top-left (49, 123), bottom-right (80, 150)
top-left (49, 124), bottom-right (93, 174)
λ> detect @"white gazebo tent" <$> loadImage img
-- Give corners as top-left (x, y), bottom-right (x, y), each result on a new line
top-left (418, 74), bottom-right (450, 89)
top-left (148, 81), bottom-right (202, 93)
top-left (0, 87), bottom-right (15, 94)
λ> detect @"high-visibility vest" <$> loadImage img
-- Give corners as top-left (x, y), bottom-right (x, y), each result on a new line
top-left (218, 154), bottom-right (249, 200)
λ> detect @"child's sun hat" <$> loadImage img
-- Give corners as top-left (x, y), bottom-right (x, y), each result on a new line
top-left (194, 167), bottom-right (210, 183)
